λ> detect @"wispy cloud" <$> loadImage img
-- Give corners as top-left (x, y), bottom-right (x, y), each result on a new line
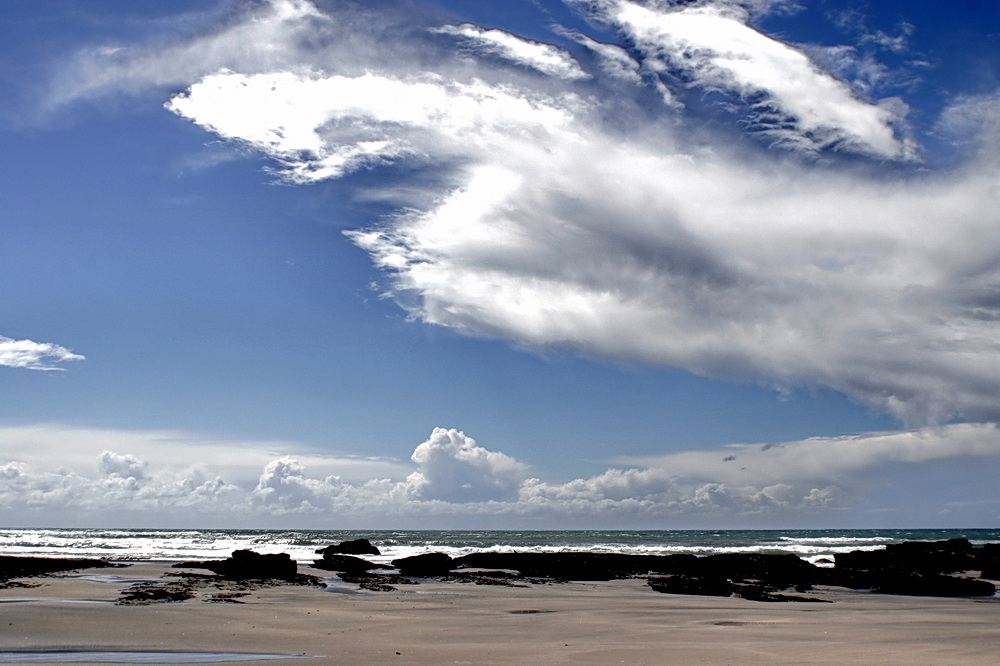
top-left (45, 0), bottom-right (330, 110)
top-left (432, 24), bottom-right (589, 80)
top-left (601, 0), bottom-right (916, 158)
top-left (0, 336), bottom-right (84, 371)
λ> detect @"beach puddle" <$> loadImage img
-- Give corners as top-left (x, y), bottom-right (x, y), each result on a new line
top-left (320, 580), bottom-right (371, 595)
top-left (0, 652), bottom-right (320, 663)
top-left (61, 574), bottom-right (160, 585)
top-left (712, 620), bottom-right (783, 626)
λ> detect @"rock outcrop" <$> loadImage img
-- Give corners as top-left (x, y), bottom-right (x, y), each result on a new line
top-left (392, 552), bottom-right (454, 577)
top-left (452, 551), bottom-right (822, 586)
top-left (829, 539), bottom-right (997, 598)
top-left (316, 538), bottom-right (381, 557)
top-left (0, 555), bottom-right (113, 583)
top-left (177, 550), bottom-right (298, 580)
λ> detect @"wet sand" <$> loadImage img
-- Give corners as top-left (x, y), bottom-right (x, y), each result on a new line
top-left (1, 562), bottom-right (998, 664)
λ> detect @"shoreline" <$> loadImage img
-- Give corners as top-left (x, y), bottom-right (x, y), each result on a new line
top-left (5, 527), bottom-right (997, 566)
top-left (1, 559), bottom-right (999, 665)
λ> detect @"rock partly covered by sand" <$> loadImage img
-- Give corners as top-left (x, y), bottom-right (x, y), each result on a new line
top-left (311, 553), bottom-right (388, 573)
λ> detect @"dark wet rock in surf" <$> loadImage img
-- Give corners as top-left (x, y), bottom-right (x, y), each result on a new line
top-left (392, 552), bottom-right (454, 576)
top-left (316, 538), bottom-right (381, 557)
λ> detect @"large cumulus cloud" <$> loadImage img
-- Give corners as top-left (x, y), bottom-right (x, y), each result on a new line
top-left (43, 0), bottom-right (1000, 430)
top-left (406, 427), bottom-right (529, 502)
top-left (101, 0), bottom-right (997, 427)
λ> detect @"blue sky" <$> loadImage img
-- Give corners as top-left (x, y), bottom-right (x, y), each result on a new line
top-left (1, 0), bottom-right (999, 528)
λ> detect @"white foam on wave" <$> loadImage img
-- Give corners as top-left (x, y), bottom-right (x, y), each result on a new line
top-left (0, 529), bottom-right (326, 563)
top-left (778, 536), bottom-right (893, 544)
top-left (4, 528), bottom-right (995, 565)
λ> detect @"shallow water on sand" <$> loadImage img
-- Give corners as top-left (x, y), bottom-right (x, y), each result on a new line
top-left (0, 652), bottom-right (319, 663)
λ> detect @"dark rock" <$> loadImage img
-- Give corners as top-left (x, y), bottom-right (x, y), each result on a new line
top-left (119, 567), bottom-right (322, 605)
top-left (439, 571), bottom-right (529, 587)
top-left (689, 553), bottom-right (822, 589)
top-left (118, 579), bottom-right (198, 605)
top-left (316, 538), bottom-right (380, 557)
top-left (452, 551), bottom-right (822, 586)
top-left (835, 539), bottom-right (976, 577)
top-left (340, 572), bottom-right (418, 591)
top-left (974, 543), bottom-right (1000, 579)
top-left (830, 540), bottom-right (1000, 597)
top-left (453, 552), bottom-right (692, 580)
top-left (392, 552), bottom-right (454, 576)
top-left (184, 550), bottom-right (298, 581)
top-left (311, 554), bottom-right (387, 573)
top-left (886, 538), bottom-right (975, 573)
top-left (648, 575), bottom-right (736, 597)
top-left (647, 574), bottom-right (828, 602)
top-left (0, 555), bottom-right (113, 581)
top-left (734, 586), bottom-right (830, 603)
top-left (872, 573), bottom-right (996, 598)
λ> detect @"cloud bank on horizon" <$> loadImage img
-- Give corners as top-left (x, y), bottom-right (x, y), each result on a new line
top-left (2, 422), bottom-right (997, 527)
top-left (6, 0), bottom-right (1000, 525)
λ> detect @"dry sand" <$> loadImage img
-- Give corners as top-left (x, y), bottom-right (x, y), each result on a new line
top-left (1, 562), bottom-right (998, 665)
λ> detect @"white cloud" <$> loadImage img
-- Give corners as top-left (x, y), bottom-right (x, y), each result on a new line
top-left (569, 30), bottom-right (682, 107)
top-left (433, 24), bottom-right (589, 80)
top-left (571, 32), bottom-right (642, 83)
top-left (0, 424), bottom-right (409, 488)
top-left (613, 422), bottom-right (1000, 486)
top-left (40, 1), bottom-right (1000, 450)
top-left (98, 451), bottom-right (147, 481)
top-left (936, 92), bottom-right (1000, 162)
top-left (47, 0), bottom-right (330, 109)
top-left (607, 1), bottom-right (915, 159)
top-left (0, 335), bottom-right (84, 371)
top-left (250, 457), bottom-right (331, 513)
top-left (166, 69), bottom-right (577, 183)
top-left (520, 422), bottom-right (1000, 520)
top-left (406, 427), bottom-right (529, 502)
top-left (138, 0), bottom-right (1000, 428)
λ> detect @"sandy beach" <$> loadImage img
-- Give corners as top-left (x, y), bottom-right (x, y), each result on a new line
top-left (0, 561), bottom-right (997, 665)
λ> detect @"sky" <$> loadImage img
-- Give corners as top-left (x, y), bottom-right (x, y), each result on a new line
top-left (1, 0), bottom-right (999, 529)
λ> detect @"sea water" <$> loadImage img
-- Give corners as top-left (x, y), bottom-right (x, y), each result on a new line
top-left (2, 528), bottom-right (997, 566)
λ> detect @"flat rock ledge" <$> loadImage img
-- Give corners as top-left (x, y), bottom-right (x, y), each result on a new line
top-left (316, 538), bottom-right (999, 602)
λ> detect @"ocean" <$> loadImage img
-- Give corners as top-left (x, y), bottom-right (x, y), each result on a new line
top-left (2, 528), bottom-right (998, 566)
